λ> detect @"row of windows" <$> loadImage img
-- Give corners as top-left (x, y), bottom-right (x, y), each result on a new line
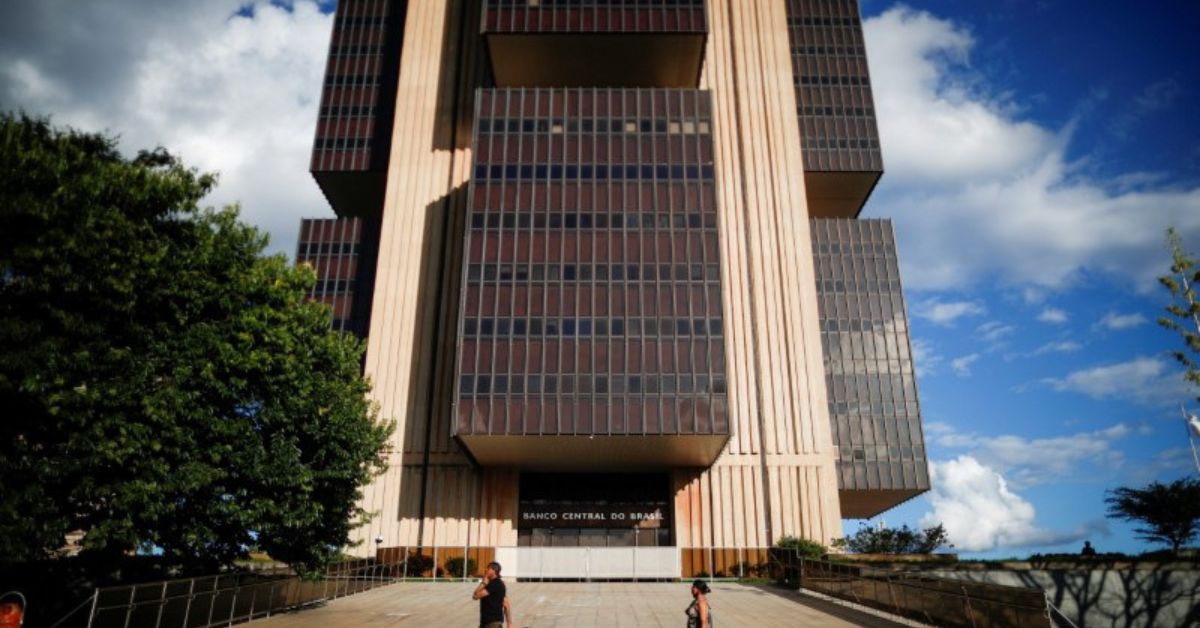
top-left (334, 15), bottom-right (388, 27)
top-left (462, 317), bottom-right (723, 338)
top-left (310, 279), bottom-right (357, 294)
top-left (792, 45), bottom-right (866, 57)
top-left (460, 373), bottom-right (727, 396)
top-left (819, 319), bottom-right (906, 334)
top-left (787, 16), bottom-right (862, 27)
top-left (328, 45), bottom-right (385, 57)
top-left (817, 259), bottom-right (901, 283)
top-left (805, 137), bottom-right (880, 150)
top-left (472, 164), bottom-right (715, 181)
top-left (800, 105), bottom-right (875, 118)
top-left (830, 402), bottom-right (920, 420)
top-left (319, 105), bottom-right (378, 118)
top-left (313, 137), bottom-right (373, 150)
top-left (829, 374), bottom-right (918, 399)
top-left (486, 0), bottom-right (705, 7)
top-left (467, 263), bottom-right (721, 283)
top-left (323, 74), bottom-right (382, 87)
top-left (478, 118), bottom-right (711, 135)
top-left (814, 241), bottom-right (896, 256)
top-left (470, 211), bottom-right (717, 231)
top-left (297, 241), bottom-right (362, 256)
top-left (838, 445), bottom-right (925, 462)
top-left (816, 279), bottom-right (903, 293)
top-left (796, 74), bottom-right (870, 87)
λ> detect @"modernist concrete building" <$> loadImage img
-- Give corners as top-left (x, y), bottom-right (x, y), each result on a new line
top-left (299, 0), bottom-right (927, 570)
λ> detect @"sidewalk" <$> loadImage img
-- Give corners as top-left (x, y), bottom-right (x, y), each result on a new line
top-left (254, 581), bottom-right (911, 627)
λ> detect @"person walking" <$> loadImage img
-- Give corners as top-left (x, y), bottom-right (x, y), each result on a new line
top-left (472, 561), bottom-right (514, 628)
top-left (685, 579), bottom-right (712, 628)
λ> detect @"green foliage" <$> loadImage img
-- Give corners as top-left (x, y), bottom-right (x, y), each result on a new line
top-left (773, 536), bottom-right (827, 559)
top-left (1105, 478), bottom-right (1200, 556)
top-left (0, 113), bottom-right (392, 575)
top-left (833, 523), bottom-right (950, 554)
top-left (1158, 228), bottom-right (1200, 402)
top-left (405, 552), bottom-right (435, 577)
top-left (443, 556), bottom-right (478, 579)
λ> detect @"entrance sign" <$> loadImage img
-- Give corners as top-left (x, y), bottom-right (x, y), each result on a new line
top-left (518, 503), bottom-right (667, 528)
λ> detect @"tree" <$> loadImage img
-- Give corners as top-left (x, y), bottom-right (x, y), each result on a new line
top-left (833, 523), bottom-right (949, 554)
top-left (0, 113), bottom-right (392, 575)
top-left (1159, 228), bottom-right (1200, 402)
top-left (1105, 478), bottom-right (1200, 556)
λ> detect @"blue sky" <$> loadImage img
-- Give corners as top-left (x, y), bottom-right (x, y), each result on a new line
top-left (1, 0), bottom-right (1197, 557)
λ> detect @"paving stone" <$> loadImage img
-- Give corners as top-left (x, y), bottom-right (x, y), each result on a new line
top-left (252, 581), bottom-right (910, 627)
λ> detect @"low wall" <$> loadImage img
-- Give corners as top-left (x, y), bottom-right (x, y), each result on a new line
top-left (924, 563), bottom-right (1200, 628)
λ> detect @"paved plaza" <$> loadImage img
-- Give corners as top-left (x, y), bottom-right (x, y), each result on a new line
top-left (254, 581), bottom-right (910, 627)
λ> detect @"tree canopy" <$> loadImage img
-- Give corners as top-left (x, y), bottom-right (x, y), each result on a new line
top-left (833, 523), bottom-right (950, 554)
top-left (0, 113), bottom-right (392, 574)
top-left (1105, 478), bottom-right (1200, 556)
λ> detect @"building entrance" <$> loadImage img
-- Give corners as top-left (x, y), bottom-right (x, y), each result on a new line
top-left (517, 473), bottom-right (672, 547)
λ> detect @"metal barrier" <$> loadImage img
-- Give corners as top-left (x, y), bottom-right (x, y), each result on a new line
top-left (80, 557), bottom-right (402, 628)
top-left (770, 551), bottom-right (1053, 628)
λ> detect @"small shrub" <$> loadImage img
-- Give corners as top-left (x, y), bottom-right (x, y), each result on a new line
top-left (405, 552), bottom-right (434, 577)
top-left (444, 556), bottom-right (478, 579)
top-left (774, 536), bottom-right (827, 559)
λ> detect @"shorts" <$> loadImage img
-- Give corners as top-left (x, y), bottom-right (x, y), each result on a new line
top-left (481, 623), bottom-right (504, 628)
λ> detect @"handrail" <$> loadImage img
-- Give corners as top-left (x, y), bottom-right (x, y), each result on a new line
top-left (1045, 595), bottom-right (1081, 628)
top-left (769, 550), bottom-right (1054, 628)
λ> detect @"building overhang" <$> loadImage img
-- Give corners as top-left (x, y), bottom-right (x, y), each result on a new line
top-left (311, 171), bottom-right (387, 219)
top-left (457, 434), bottom-right (729, 471)
top-left (485, 33), bottom-right (706, 88)
top-left (839, 488), bottom-right (928, 519)
top-left (804, 170), bottom-right (882, 219)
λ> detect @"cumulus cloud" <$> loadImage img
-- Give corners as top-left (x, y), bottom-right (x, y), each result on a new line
top-left (950, 353), bottom-right (980, 377)
top-left (0, 1), bottom-right (334, 256)
top-left (1043, 356), bottom-right (1192, 407)
top-left (929, 423), bottom-right (1131, 489)
top-left (920, 456), bottom-right (1107, 552)
top-left (910, 337), bottom-right (943, 378)
top-left (863, 8), bottom-right (1200, 292)
top-left (913, 298), bottom-right (986, 325)
top-left (1094, 312), bottom-right (1149, 331)
top-left (1037, 308), bottom-right (1069, 324)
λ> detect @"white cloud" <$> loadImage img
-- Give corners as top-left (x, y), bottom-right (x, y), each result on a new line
top-left (950, 353), bottom-right (980, 377)
top-left (976, 320), bottom-right (1015, 345)
top-left (1095, 312), bottom-right (1149, 331)
top-left (1032, 340), bottom-right (1083, 355)
top-left (863, 8), bottom-right (1200, 292)
top-left (910, 337), bottom-right (942, 378)
top-left (0, 1), bottom-right (334, 256)
top-left (1043, 356), bottom-right (1191, 407)
top-left (920, 456), bottom-right (1106, 552)
top-left (1037, 308), bottom-right (1069, 324)
top-left (913, 298), bottom-right (986, 325)
top-left (929, 423), bottom-right (1131, 489)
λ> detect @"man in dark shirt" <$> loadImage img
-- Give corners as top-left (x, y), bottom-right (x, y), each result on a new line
top-left (472, 561), bottom-right (513, 628)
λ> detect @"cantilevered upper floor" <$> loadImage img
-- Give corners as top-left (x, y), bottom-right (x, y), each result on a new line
top-left (482, 0), bottom-right (707, 88)
top-left (453, 87), bottom-right (729, 470)
top-left (786, 0), bottom-right (883, 218)
top-left (309, 0), bottom-right (406, 218)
